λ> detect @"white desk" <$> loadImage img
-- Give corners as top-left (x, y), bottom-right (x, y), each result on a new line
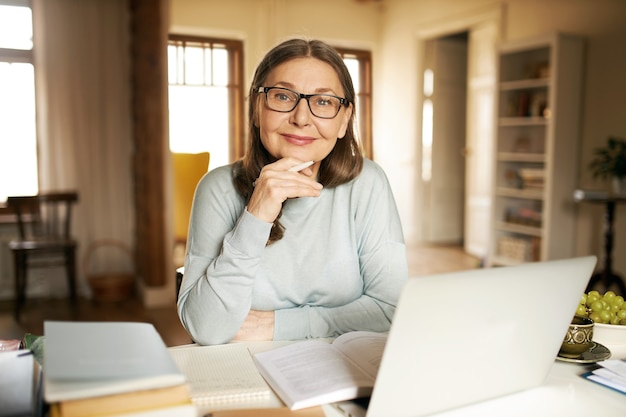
top-left (409, 361), bottom-right (626, 417)
top-left (178, 341), bottom-right (626, 417)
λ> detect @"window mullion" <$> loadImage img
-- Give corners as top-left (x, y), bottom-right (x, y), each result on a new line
top-left (0, 47), bottom-right (31, 63)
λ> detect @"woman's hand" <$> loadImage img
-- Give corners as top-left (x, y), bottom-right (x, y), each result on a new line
top-left (247, 158), bottom-right (323, 223)
top-left (232, 310), bottom-right (275, 341)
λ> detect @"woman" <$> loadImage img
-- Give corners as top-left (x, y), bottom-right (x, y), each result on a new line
top-left (177, 38), bottom-right (408, 345)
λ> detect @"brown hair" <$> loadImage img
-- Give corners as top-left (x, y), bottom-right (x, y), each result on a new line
top-left (233, 38), bottom-right (363, 243)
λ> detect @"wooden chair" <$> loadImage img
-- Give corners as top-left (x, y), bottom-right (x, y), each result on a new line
top-left (7, 191), bottom-right (79, 320)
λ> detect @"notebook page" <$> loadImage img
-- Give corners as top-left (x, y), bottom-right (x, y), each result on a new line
top-left (169, 343), bottom-right (271, 407)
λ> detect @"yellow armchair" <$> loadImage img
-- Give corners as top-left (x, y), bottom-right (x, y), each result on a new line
top-left (172, 152), bottom-right (210, 244)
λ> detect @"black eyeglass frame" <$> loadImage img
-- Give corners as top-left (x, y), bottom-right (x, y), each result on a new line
top-left (257, 86), bottom-right (348, 119)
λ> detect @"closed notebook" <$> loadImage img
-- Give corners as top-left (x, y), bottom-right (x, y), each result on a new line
top-left (44, 321), bottom-right (187, 403)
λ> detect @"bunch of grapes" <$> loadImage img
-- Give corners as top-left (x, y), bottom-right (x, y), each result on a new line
top-left (576, 290), bottom-right (626, 325)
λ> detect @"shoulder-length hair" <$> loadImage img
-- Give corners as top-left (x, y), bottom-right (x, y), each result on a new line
top-left (233, 38), bottom-right (363, 244)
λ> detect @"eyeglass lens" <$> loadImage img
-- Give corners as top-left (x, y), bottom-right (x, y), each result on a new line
top-left (263, 87), bottom-right (343, 118)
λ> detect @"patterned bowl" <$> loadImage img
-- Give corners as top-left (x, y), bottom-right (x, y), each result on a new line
top-left (559, 315), bottom-right (594, 358)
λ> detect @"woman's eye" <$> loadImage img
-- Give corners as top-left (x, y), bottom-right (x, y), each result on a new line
top-left (275, 93), bottom-right (291, 102)
top-left (315, 97), bottom-right (333, 107)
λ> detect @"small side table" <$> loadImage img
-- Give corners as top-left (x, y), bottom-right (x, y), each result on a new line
top-left (574, 189), bottom-right (626, 295)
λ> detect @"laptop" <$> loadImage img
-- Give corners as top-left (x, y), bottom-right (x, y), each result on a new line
top-left (337, 255), bottom-right (597, 417)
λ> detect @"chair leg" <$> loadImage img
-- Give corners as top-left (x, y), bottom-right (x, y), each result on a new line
top-left (12, 251), bottom-right (27, 321)
top-left (66, 248), bottom-right (78, 301)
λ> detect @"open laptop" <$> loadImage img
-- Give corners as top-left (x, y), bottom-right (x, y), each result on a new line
top-left (337, 256), bottom-right (597, 417)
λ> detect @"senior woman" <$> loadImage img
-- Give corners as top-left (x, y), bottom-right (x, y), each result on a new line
top-left (177, 38), bottom-right (408, 345)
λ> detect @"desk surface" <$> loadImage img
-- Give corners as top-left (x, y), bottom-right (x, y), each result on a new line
top-left (177, 341), bottom-right (626, 417)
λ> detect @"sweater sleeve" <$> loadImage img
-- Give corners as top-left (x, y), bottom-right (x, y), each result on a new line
top-left (274, 161), bottom-right (408, 340)
top-left (177, 167), bottom-right (273, 345)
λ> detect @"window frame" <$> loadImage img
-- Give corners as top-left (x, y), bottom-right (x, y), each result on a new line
top-left (335, 47), bottom-right (373, 160)
top-left (167, 34), bottom-right (245, 162)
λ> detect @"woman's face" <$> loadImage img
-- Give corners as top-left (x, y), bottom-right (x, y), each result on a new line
top-left (257, 57), bottom-right (352, 172)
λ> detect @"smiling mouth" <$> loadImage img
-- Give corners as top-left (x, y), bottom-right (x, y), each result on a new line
top-left (283, 134), bottom-right (315, 145)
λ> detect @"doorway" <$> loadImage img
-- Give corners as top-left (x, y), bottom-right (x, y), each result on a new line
top-left (417, 16), bottom-right (499, 260)
top-left (421, 33), bottom-right (468, 245)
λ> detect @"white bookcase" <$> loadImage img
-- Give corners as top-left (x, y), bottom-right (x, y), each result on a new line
top-left (489, 33), bottom-right (585, 266)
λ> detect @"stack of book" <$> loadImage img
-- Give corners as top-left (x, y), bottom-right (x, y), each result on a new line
top-left (518, 168), bottom-right (545, 190)
top-left (44, 321), bottom-right (195, 417)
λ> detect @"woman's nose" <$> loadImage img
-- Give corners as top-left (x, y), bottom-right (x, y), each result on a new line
top-left (290, 98), bottom-right (312, 126)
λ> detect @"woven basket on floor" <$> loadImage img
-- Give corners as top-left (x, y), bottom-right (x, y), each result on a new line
top-left (84, 239), bottom-right (135, 302)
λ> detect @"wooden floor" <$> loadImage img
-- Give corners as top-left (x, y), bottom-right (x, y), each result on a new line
top-left (0, 243), bottom-right (479, 347)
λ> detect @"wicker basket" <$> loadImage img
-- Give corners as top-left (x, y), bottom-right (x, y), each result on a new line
top-left (84, 239), bottom-right (135, 302)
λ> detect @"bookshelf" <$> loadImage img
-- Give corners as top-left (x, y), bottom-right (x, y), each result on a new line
top-left (489, 33), bottom-right (585, 266)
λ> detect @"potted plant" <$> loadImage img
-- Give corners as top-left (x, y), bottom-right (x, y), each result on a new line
top-left (589, 136), bottom-right (626, 194)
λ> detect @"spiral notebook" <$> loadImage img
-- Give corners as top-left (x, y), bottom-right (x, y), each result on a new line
top-left (168, 343), bottom-right (272, 409)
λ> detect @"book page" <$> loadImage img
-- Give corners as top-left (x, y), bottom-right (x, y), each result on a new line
top-left (253, 339), bottom-right (376, 410)
top-left (598, 359), bottom-right (626, 379)
top-left (169, 343), bottom-right (271, 407)
top-left (331, 331), bottom-right (388, 379)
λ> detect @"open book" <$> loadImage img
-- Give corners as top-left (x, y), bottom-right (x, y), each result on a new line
top-left (253, 331), bottom-right (387, 410)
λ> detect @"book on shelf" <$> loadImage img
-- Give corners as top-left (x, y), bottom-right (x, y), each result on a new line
top-left (582, 358), bottom-right (626, 395)
top-left (43, 321), bottom-right (189, 410)
top-left (253, 331), bottom-right (387, 410)
top-left (168, 342), bottom-right (272, 410)
top-left (518, 168), bottom-right (545, 190)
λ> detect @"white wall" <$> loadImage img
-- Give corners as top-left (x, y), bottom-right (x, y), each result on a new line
top-left (171, 0), bottom-right (626, 275)
top-left (170, 0), bottom-right (381, 94)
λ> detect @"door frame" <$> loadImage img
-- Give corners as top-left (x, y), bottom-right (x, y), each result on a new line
top-left (414, 5), bottom-right (503, 256)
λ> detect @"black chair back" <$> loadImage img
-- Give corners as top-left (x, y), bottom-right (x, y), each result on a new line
top-left (8, 192), bottom-right (78, 242)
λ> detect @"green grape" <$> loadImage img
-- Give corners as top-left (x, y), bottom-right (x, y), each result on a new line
top-left (591, 300), bottom-right (605, 312)
top-left (589, 312), bottom-right (602, 323)
top-left (577, 290), bottom-right (626, 325)
top-left (587, 293), bottom-right (600, 307)
top-left (604, 290), bottom-right (616, 301)
top-left (588, 290), bottom-right (601, 299)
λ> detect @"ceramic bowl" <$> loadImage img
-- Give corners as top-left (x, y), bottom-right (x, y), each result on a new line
top-left (559, 315), bottom-right (594, 358)
top-left (593, 323), bottom-right (626, 359)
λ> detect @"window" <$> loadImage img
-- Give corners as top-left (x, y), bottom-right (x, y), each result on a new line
top-left (167, 35), bottom-right (244, 170)
top-left (0, 1), bottom-right (37, 203)
top-left (336, 48), bottom-right (373, 159)
top-left (422, 68), bottom-right (434, 182)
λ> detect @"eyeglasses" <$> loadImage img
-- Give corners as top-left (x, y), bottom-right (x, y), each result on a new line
top-left (257, 86), bottom-right (347, 119)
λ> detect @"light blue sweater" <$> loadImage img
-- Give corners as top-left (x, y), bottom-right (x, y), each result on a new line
top-left (177, 158), bottom-right (408, 345)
